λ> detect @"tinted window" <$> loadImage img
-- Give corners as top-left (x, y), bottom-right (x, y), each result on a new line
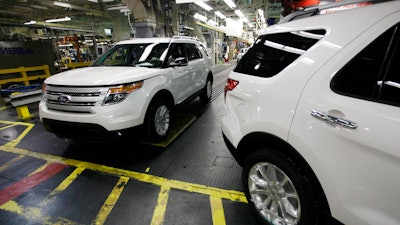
top-left (91, 43), bottom-right (168, 68)
top-left (234, 30), bottom-right (324, 78)
top-left (331, 25), bottom-right (399, 106)
top-left (185, 43), bottom-right (202, 61)
top-left (380, 28), bottom-right (400, 106)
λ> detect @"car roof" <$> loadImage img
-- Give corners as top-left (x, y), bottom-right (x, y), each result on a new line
top-left (116, 37), bottom-right (172, 45)
top-left (116, 36), bottom-right (201, 45)
top-left (264, 0), bottom-right (400, 47)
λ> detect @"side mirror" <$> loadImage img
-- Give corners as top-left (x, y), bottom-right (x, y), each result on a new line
top-left (169, 57), bottom-right (188, 67)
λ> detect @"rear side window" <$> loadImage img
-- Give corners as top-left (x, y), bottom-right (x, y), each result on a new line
top-left (185, 43), bottom-right (202, 61)
top-left (234, 29), bottom-right (325, 77)
top-left (331, 24), bottom-right (400, 106)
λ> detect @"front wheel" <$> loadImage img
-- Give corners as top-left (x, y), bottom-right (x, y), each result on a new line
top-left (144, 97), bottom-right (171, 142)
top-left (199, 76), bottom-right (212, 104)
top-left (242, 149), bottom-right (320, 225)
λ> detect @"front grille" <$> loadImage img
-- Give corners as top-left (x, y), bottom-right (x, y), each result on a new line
top-left (44, 85), bottom-right (109, 113)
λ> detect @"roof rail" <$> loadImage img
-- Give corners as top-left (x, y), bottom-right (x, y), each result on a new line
top-left (279, 0), bottom-right (375, 23)
top-left (172, 36), bottom-right (200, 41)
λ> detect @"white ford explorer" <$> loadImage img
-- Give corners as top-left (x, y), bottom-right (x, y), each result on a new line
top-left (222, 1), bottom-right (400, 225)
top-left (39, 36), bottom-right (213, 142)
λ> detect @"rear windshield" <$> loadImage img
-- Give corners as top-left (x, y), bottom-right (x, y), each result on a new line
top-left (234, 29), bottom-right (325, 77)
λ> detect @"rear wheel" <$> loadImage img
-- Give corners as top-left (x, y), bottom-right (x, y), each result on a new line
top-left (199, 76), bottom-right (212, 104)
top-left (242, 149), bottom-right (320, 225)
top-left (144, 97), bottom-right (171, 142)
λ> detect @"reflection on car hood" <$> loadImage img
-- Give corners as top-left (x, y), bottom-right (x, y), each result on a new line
top-left (45, 66), bottom-right (162, 86)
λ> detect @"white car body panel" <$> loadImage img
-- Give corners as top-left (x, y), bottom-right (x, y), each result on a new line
top-left (44, 66), bottom-right (163, 86)
top-left (39, 37), bottom-right (213, 138)
top-left (221, 1), bottom-right (400, 224)
top-left (290, 11), bottom-right (400, 224)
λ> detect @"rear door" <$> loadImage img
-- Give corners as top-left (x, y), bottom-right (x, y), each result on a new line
top-left (289, 20), bottom-right (400, 224)
top-left (185, 43), bottom-right (206, 93)
top-left (166, 43), bottom-right (191, 103)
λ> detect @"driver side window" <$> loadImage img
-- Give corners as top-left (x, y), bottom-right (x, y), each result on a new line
top-left (167, 43), bottom-right (187, 64)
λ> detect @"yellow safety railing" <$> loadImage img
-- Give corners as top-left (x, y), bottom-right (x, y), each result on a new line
top-left (0, 65), bottom-right (50, 87)
top-left (67, 61), bottom-right (92, 69)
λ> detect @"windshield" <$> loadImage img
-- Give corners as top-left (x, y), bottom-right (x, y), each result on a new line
top-left (92, 42), bottom-right (169, 68)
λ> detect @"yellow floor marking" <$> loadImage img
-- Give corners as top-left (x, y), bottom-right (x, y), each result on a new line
top-left (0, 120), bottom-right (34, 147)
top-left (28, 161), bottom-right (52, 176)
top-left (210, 196), bottom-right (226, 225)
top-left (151, 185), bottom-right (170, 225)
top-left (0, 106), bottom-right (7, 111)
top-left (92, 176), bottom-right (129, 225)
top-left (49, 167), bottom-right (85, 197)
top-left (0, 146), bottom-right (247, 203)
top-left (0, 155), bottom-right (24, 172)
top-left (0, 124), bottom-right (16, 131)
top-left (0, 200), bottom-right (83, 225)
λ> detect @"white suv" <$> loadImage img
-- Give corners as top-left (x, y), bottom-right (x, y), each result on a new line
top-left (40, 37), bottom-right (213, 142)
top-left (222, 1), bottom-right (400, 225)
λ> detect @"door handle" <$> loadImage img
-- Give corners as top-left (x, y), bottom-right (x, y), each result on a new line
top-left (311, 110), bottom-right (358, 129)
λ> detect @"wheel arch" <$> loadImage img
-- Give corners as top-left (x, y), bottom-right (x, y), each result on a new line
top-left (207, 71), bottom-right (214, 83)
top-left (237, 131), bottom-right (332, 220)
top-left (149, 89), bottom-right (175, 107)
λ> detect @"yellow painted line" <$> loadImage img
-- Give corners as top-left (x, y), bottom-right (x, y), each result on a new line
top-left (0, 146), bottom-right (247, 203)
top-left (0, 155), bottom-right (24, 172)
top-left (210, 196), bottom-right (226, 225)
top-left (0, 106), bottom-right (7, 111)
top-left (28, 161), bottom-right (51, 176)
top-left (46, 167), bottom-right (86, 200)
top-left (0, 200), bottom-right (83, 225)
top-left (0, 124), bottom-right (16, 131)
top-left (0, 120), bottom-right (34, 147)
top-left (92, 176), bottom-right (129, 225)
top-left (151, 185), bottom-right (170, 225)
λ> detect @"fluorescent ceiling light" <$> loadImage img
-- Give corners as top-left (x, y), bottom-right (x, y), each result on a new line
top-left (207, 19), bottom-right (217, 26)
top-left (215, 11), bottom-right (226, 19)
top-left (223, 0), bottom-right (236, 8)
top-left (234, 9), bottom-right (244, 18)
top-left (120, 8), bottom-right (130, 13)
top-left (194, 0), bottom-right (212, 11)
top-left (88, 0), bottom-right (98, 2)
top-left (45, 16), bottom-right (71, 23)
top-left (24, 20), bottom-right (36, 25)
top-left (194, 13), bottom-right (207, 22)
top-left (258, 8), bottom-right (264, 18)
top-left (247, 22), bottom-right (254, 28)
top-left (53, 2), bottom-right (72, 8)
top-left (243, 17), bottom-right (249, 23)
top-left (107, 5), bottom-right (128, 10)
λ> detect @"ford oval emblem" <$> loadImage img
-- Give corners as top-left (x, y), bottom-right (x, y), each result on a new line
top-left (58, 94), bottom-right (71, 103)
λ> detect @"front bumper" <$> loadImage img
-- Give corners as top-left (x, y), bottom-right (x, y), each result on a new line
top-left (42, 118), bottom-right (142, 142)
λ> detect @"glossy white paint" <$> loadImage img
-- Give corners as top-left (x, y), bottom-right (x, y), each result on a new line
top-left (222, 1), bottom-right (400, 224)
top-left (39, 37), bottom-right (212, 133)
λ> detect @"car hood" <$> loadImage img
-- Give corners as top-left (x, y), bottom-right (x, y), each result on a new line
top-left (45, 66), bottom-right (162, 86)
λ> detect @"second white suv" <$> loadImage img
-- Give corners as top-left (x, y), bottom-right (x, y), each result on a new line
top-left (222, 1), bottom-right (400, 225)
top-left (40, 36), bottom-right (213, 142)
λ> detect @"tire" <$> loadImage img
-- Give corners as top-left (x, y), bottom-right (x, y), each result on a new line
top-left (242, 149), bottom-right (319, 225)
top-left (199, 76), bottom-right (212, 104)
top-left (144, 97), bottom-right (171, 142)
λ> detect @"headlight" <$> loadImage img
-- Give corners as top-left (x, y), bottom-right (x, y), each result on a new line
top-left (41, 84), bottom-right (47, 99)
top-left (103, 81), bottom-right (143, 105)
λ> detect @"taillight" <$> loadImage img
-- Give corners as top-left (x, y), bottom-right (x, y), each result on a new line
top-left (224, 78), bottom-right (239, 98)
